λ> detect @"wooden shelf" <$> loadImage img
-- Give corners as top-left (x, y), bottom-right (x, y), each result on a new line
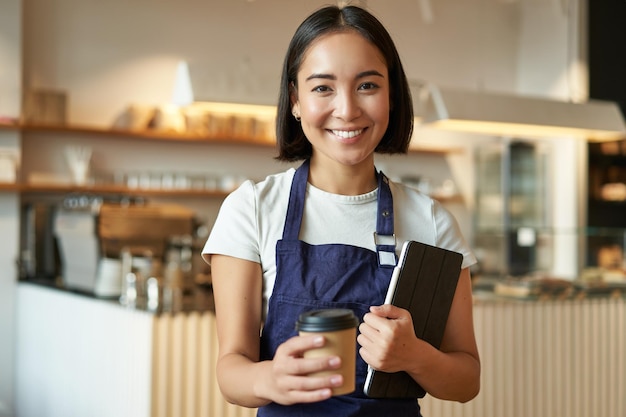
top-left (17, 183), bottom-right (231, 198)
top-left (3, 120), bottom-right (466, 201)
top-left (0, 181), bottom-right (232, 197)
top-left (0, 183), bottom-right (20, 192)
top-left (3, 181), bottom-right (463, 202)
top-left (19, 122), bottom-right (276, 147)
top-left (0, 120), bottom-right (20, 131)
top-left (6, 121), bottom-right (460, 155)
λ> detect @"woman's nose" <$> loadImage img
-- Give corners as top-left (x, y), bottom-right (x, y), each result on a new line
top-left (333, 92), bottom-right (362, 121)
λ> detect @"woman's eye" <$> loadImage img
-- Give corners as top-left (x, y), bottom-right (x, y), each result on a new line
top-left (359, 82), bottom-right (379, 91)
top-left (312, 85), bottom-right (332, 93)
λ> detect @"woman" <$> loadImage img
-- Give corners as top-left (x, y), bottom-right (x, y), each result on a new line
top-left (203, 5), bottom-right (480, 416)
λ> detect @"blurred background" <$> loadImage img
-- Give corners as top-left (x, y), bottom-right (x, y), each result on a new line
top-left (1, 1), bottom-right (625, 416)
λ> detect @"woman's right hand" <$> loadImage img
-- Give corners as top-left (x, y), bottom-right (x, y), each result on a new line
top-left (211, 255), bottom-right (343, 407)
top-left (261, 334), bottom-right (344, 405)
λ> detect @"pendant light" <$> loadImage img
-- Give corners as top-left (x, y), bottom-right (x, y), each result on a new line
top-left (414, 83), bottom-right (626, 142)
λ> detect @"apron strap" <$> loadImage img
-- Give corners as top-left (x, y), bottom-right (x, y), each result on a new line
top-left (282, 160), bottom-right (309, 240)
top-left (375, 171), bottom-right (397, 268)
top-left (282, 160), bottom-right (397, 267)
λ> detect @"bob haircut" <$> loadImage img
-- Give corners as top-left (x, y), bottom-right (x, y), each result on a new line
top-left (275, 5), bottom-right (414, 162)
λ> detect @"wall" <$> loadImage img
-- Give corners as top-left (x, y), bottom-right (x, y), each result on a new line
top-left (20, 0), bottom-right (578, 125)
top-left (0, 0), bottom-right (21, 117)
top-left (517, 0), bottom-right (582, 100)
top-left (22, 0), bottom-right (523, 126)
top-left (0, 0), bottom-right (21, 415)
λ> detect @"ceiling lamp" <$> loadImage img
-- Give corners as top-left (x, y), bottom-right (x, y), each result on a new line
top-left (415, 83), bottom-right (626, 142)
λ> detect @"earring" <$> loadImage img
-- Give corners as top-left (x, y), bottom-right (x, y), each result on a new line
top-left (293, 113), bottom-right (301, 122)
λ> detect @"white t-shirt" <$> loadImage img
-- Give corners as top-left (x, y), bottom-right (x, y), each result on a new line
top-left (203, 167), bottom-right (476, 310)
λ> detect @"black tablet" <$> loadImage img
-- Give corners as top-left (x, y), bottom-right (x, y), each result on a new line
top-left (363, 240), bottom-right (463, 399)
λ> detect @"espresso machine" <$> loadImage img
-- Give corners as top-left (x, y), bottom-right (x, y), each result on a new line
top-left (53, 199), bottom-right (195, 297)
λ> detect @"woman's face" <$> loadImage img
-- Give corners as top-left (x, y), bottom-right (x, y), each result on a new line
top-left (292, 31), bottom-right (390, 168)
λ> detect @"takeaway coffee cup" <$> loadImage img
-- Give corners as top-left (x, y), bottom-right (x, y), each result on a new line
top-left (296, 308), bottom-right (359, 396)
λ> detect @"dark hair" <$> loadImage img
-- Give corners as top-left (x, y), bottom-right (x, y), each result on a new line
top-left (275, 5), bottom-right (414, 162)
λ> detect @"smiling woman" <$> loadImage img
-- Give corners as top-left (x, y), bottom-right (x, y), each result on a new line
top-left (203, 4), bottom-right (479, 417)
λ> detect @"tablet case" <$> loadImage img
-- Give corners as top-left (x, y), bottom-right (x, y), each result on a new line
top-left (363, 240), bottom-right (463, 399)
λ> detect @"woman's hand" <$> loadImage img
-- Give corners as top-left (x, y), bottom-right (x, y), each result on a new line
top-left (212, 255), bottom-right (344, 407)
top-left (357, 304), bottom-right (425, 373)
top-left (262, 334), bottom-right (344, 405)
top-left (358, 268), bottom-right (481, 403)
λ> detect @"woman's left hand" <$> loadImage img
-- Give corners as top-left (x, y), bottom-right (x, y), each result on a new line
top-left (357, 268), bottom-right (481, 403)
top-left (357, 304), bottom-right (426, 373)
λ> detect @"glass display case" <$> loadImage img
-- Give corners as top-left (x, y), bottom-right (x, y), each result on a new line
top-left (471, 139), bottom-right (626, 298)
top-left (473, 139), bottom-right (550, 277)
top-left (474, 226), bottom-right (626, 277)
top-left (472, 226), bottom-right (626, 298)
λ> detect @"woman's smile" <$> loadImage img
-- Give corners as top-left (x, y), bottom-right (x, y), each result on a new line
top-left (329, 128), bottom-right (366, 141)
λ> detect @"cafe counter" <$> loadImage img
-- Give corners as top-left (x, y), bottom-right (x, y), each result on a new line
top-left (14, 280), bottom-right (626, 417)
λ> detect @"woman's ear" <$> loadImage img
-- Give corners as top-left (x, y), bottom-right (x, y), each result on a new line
top-left (290, 83), bottom-right (300, 119)
top-left (289, 81), bottom-right (298, 108)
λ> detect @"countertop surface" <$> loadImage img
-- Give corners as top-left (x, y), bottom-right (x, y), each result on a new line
top-left (471, 274), bottom-right (626, 303)
top-left (19, 278), bottom-right (215, 314)
top-left (19, 275), bottom-right (626, 314)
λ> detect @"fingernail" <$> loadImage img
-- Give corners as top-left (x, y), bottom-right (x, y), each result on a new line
top-left (313, 336), bottom-right (324, 346)
top-left (330, 375), bottom-right (342, 386)
top-left (328, 356), bottom-right (341, 367)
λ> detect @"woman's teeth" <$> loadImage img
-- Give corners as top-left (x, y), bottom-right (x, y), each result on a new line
top-left (332, 129), bottom-right (363, 139)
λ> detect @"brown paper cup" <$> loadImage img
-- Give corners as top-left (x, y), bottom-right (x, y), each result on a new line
top-left (296, 309), bottom-right (359, 396)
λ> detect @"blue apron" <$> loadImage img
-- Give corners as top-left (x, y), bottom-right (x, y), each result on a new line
top-left (258, 160), bottom-right (422, 416)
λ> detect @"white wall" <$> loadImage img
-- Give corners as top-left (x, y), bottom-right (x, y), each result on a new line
top-left (0, 0), bottom-right (21, 117)
top-left (517, 0), bottom-right (587, 101)
top-left (21, 0), bottom-right (528, 126)
top-left (0, 0), bottom-right (21, 415)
